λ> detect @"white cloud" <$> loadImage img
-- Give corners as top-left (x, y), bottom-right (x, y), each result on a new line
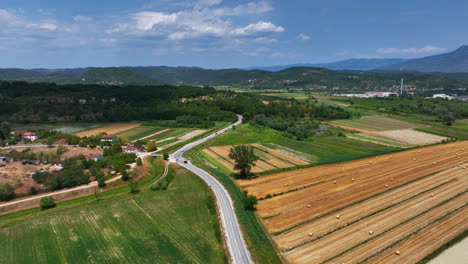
top-left (335, 50), bottom-right (351, 56)
top-left (73, 15), bottom-right (92, 22)
top-left (107, 2), bottom-right (283, 42)
top-left (212, 1), bottom-right (272, 16)
top-left (26, 23), bottom-right (57, 31)
top-left (377, 45), bottom-right (444, 54)
top-left (297, 33), bottom-right (310, 40)
top-left (253, 37), bottom-right (277, 43)
top-left (0, 9), bottom-right (22, 27)
top-left (231, 21), bottom-right (284, 36)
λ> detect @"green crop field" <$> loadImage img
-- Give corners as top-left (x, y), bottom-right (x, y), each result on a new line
top-left (117, 126), bottom-right (164, 141)
top-left (331, 115), bottom-right (423, 131)
top-left (11, 123), bottom-right (110, 134)
top-left (0, 166), bottom-right (225, 264)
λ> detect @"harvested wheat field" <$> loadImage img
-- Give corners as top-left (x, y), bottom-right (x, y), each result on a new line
top-left (74, 123), bottom-right (140, 137)
top-left (365, 129), bottom-right (449, 146)
top-left (203, 144), bottom-right (309, 173)
top-left (241, 141), bottom-right (468, 264)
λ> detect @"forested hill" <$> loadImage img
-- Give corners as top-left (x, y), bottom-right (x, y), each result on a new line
top-left (1, 66), bottom-right (468, 91)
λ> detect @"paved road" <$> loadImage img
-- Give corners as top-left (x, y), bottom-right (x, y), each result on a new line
top-left (171, 115), bottom-right (252, 264)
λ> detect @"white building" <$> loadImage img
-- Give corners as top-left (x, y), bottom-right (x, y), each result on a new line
top-left (24, 132), bottom-right (38, 141)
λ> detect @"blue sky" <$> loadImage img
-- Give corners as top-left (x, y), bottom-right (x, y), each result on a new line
top-left (1, 0), bottom-right (467, 68)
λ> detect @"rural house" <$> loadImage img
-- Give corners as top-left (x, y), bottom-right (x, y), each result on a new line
top-left (24, 132), bottom-right (38, 141)
top-left (122, 146), bottom-right (137, 153)
top-left (101, 134), bottom-right (117, 143)
top-left (85, 154), bottom-right (102, 161)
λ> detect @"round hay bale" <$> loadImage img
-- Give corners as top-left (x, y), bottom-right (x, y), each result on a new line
top-left (336, 215), bottom-right (340, 219)
top-left (413, 158), bottom-right (416, 161)
top-left (309, 232), bottom-right (313, 237)
top-left (385, 184), bottom-right (389, 188)
top-left (433, 162), bottom-right (437, 165)
top-left (307, 204), bottom-right (311, 208)
top-left (463, 166), bottom-right (466, 169)
top-left (285, 183), bottom-right (288, 186)
top-left (369, 230), bottom-right (373, 235)
top-left (395, 250), bottom-right (400, 255)
top-left (431, 193), bottom-right (434, 197)
top-left (390, 178), bottom-right (394, 181)
top-left (333, 180), bottom-right (337, 184)
top-left (351, 178), bottom-right (355, 181)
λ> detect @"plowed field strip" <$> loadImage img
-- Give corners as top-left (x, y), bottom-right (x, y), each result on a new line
top-left (258, 146), bottom-right (468, 222)
top-left (275, 165), bottom-right (465, 250)
top-left (202, 149), bottom-right (234, 171)
top-left (284, 191), bottom-right (468, 264)
top-left (252, 144), bottom-right (309, 165)
top-left (241, 142), bottom-right (467, 195)
top-left (209, 146), bottom-right (277, 173)
top-left (282, 176), bottom-right (467, 252)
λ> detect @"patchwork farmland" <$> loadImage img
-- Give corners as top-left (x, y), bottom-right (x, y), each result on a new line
top-left (0, 166), bottom-right (225, 264)
top-left (202, 144), bottom-right (310, 173)
top-left (240, 141), bottom-right (468, 264)
top-left (330, 116), bottom-right (450, 147)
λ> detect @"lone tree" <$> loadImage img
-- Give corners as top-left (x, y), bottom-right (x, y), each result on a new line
top-left (228, 145), bottom-right (258, 178)
top-left (40, 196), bottom-right (56, 210)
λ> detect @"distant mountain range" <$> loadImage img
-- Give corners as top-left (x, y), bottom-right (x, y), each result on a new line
top-left (0, 46), bottom-right (468, 90)
top-left (244, 58), bottom-right (407, 71)
top-left (378, 45), bottom-right (468, 73)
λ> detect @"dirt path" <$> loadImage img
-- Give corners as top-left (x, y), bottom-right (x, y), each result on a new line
top-left (131, 129), bottom-right (170, 143)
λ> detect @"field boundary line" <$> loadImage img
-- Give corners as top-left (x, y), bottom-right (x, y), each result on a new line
top-left (49, 221), bottom-right (68, 264)
top-left (131, 199), bottom-right (202, 264)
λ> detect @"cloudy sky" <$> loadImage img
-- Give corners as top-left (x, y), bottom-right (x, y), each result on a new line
top-left (1, 0), bottom-right (467, 68)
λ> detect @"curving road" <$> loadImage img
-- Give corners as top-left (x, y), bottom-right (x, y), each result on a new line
top-left (171, 115), bottom-right (253, 264)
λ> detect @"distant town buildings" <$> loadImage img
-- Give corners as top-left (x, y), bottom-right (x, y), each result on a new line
top-left (425, 94), bottom-right (457, 100)
top-left (331, 91), bottom-right (398, 98)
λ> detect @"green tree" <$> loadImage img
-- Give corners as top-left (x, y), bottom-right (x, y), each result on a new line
top-left (0, 183), bottom-right (15, 201)
top-left (121, 170), bottom-right (130, 181)
top-left (146, 141), bottom-right (158, 152)
top-left (96, 171), bottom-right (106, 188)
top-left (30, 186), bottom-right (38, 195)
top-left (40, 196), bottom-right (56, 210)
top-left (129, 180), bottom-right (140, 194)
top-left (136, 157), bottom-right (142, 166)
top-left (163, 152), bottom-right (169, 160)
top-left (228, 145), bottom-right (258, 178)
top-left (243, 193), bottom-right (258, 211)
top-left (0, 122), bottom-right (11, 141)
top-left (46, 137), bottom-right (55, 147)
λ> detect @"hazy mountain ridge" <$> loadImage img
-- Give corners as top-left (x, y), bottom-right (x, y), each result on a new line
top-left (380, 46), bottom-right (468, 73)
top-left (244, 58), bottom-right (407, 71)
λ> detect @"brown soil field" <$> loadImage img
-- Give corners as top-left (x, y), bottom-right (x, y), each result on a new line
top-left (366, 129), bottom-right (449, 146)
top-left (252, 144), bottom-right (309, 166)
top-left (243, 141), bottom-right (468, 264)
top-left (208, 146), bottom-right (275, 173)
top-left (204, 144), bottom-right (310, 173)
top-left (13, 146), bottom-right (102, 160)
top-left (327, 123), bottom-right (373, 133)
top-left (74, 123), bottom-right (140, 137)
top-left (0, 162), bottom-right (44, 194)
